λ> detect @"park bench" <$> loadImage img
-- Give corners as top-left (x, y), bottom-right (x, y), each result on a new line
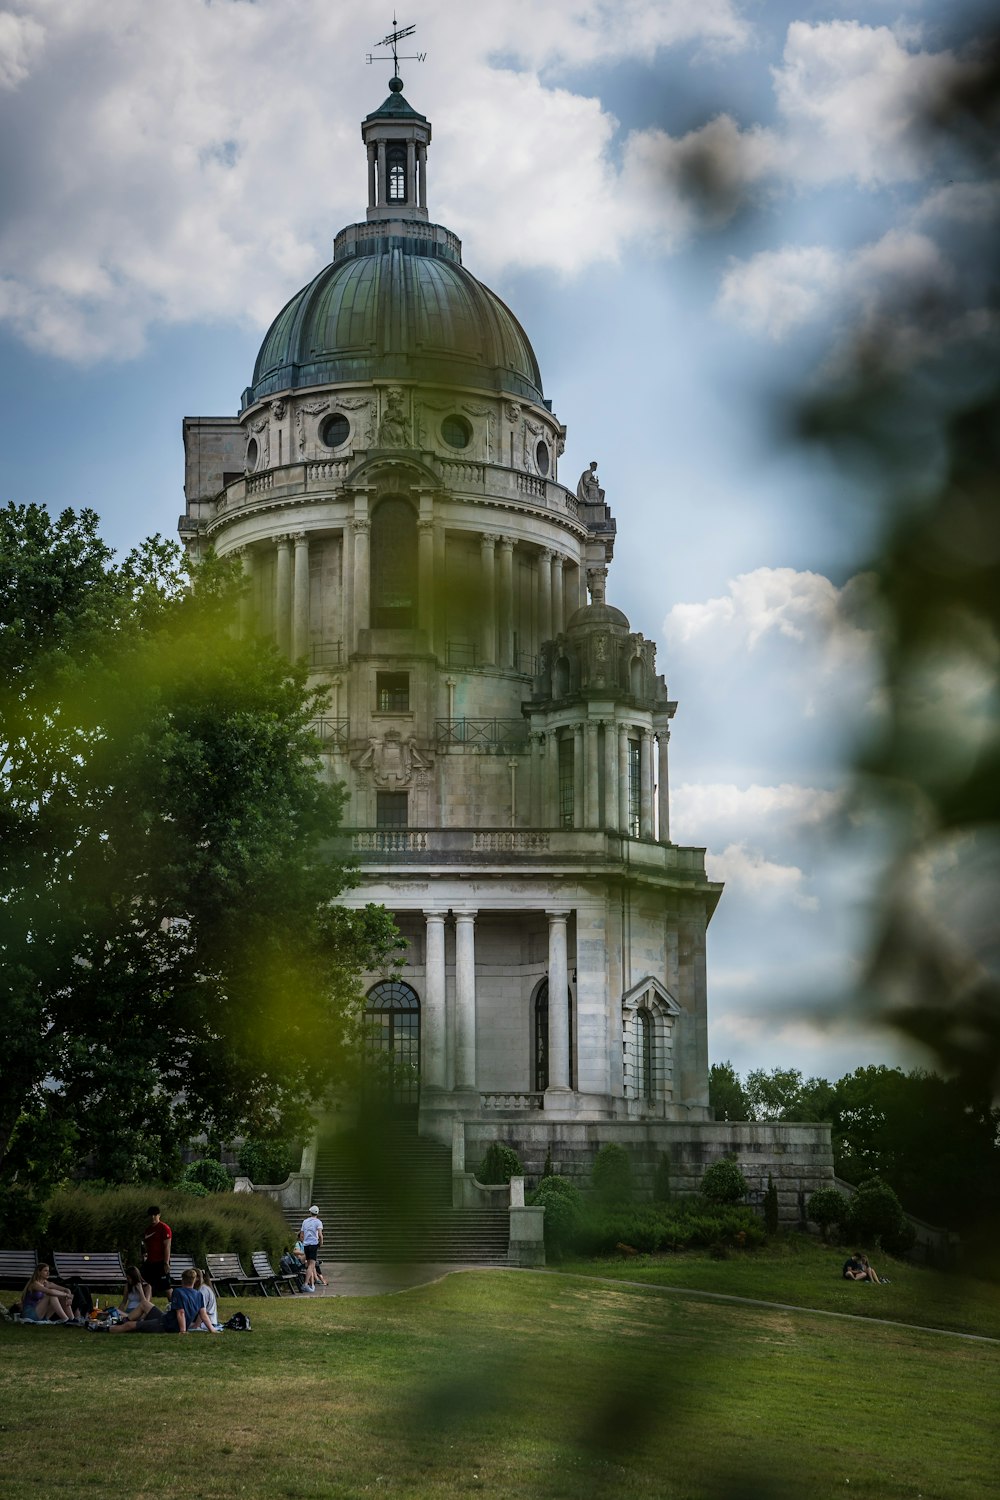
top-left (51, 1252), bottom-right (126, 1290)
top-left (206, 1253), bottom-right (271, 1297)
top-left (0, 1251), bottom-right (37, 1290)
top-left (252, 1250), bottom-right (301, 1295)
top-left (168, 1254), bottom-right (198, 1286)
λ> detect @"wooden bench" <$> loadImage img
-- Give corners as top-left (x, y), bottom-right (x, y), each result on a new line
top-left (51, 1252), bottom-right (126, 1290)
top-left (168, 1254), bottom-right (198, 1286)
top-left (251, 1251), bottom-right (301, 1295)
top-left (206, 1253), bottom-right (270, 1297)
top-left (0, 1251), bottom-right (37, 1290)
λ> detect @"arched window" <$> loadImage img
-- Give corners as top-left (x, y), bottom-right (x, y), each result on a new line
top-left (371, 498), bottom-right (417, 628)
top-left (636, 1007), bottom-right (654, 1103)
top-left (365, 980), bottom-right (420, 1108)
top-left (622, 979), bottom-right (679, 1109)
top-left (387, 148), bottom-right (406, 202)
top-left (532, 980), bottom-right (575, 1091)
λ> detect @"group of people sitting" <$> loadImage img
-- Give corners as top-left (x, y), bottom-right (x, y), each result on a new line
top-left (18, 1262), bottom-right (223, 1333)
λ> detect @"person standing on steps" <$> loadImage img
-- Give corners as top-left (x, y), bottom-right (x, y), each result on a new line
top-left (300, 1205), bottom-right (323, 1290)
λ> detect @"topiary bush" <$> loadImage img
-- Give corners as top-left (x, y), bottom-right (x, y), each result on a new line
top-left (763, 1174), bottom-right (780, 1236)
top-left (590, 1144), bottom-right (634, 1208)
top-left (182, 1158), bottom-right (234, 1194)
top-left (477, 1142), bottom-right (523, 1185)
top-left (237, 1138), bottom-right (294, 1185)
top-left (807, 1187), bottom-right (850, 1241)
top-left (848, 1178), bottom-right (915, 1255)
top-left (528, 1176), bottom-right (584, 1259)
top-left (701, 1157), bottom-right (748, 1205)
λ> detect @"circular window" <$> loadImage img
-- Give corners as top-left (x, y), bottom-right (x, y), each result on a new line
top-left (246, 438), bottom-right (258, 473)
top-left (321, 413), bottom-right (350, 449)
top-left (535, 440), bottom-right (550, 477)
top-left (441, 415), bottom-right (471, 449)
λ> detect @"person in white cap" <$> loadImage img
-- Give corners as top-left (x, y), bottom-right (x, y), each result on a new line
top-left (299, 1206), bottom-right (323, 1290)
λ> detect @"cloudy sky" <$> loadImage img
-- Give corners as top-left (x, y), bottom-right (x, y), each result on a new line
top-left (2, 0), bottom-right (992, 1082)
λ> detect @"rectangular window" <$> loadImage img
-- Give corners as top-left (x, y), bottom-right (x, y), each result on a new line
top-left (376, 672), bottom-right (410, 712)
top-left (376, 792), bottom-right (408, 829)
top-left (628, 739), bottom-right (641, 838)
top-left (558, 736), bottom-right (575, 828)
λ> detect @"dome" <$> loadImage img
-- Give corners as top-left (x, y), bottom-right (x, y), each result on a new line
top-left (567, 602), bottom-right (630, 631)
top-left (245, 233), bottom-right (544, 410)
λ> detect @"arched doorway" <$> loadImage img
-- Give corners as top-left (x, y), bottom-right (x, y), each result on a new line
top-left (364, 980), bottom-right (420, 1111)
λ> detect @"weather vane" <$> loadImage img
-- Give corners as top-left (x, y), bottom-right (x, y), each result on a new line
top-left (366, 14), bottom-right (426, 75)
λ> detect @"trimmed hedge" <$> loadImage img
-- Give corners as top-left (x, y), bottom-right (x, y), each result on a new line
top-left (570, 1202), bottom-right (765, 1257)
top-left (44, 1187), bottom-right (290, 1265)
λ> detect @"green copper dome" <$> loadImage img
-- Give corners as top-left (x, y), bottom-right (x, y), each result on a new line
top-left (244, 233), bottom-right (544, 410)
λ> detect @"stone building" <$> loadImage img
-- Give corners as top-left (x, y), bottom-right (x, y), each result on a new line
top-left (180, 79), bottom-right (833, 1214)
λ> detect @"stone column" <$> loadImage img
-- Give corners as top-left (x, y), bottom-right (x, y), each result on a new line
top-left (367, 143), bottom-right (377, 209)
top-left (538, 549), bottom-right (553, 645)
top-left (376, 140), bottom-right (387, 207)
top-left (433, 522), bottom-right (446, 656)
top-left (577, 563), bottom-right (588, 613)
top-left (546, 911), bottom-right (571, 1093)
top-left (640, 727), bottom-right (654, 840)
top-left (417, 516), bottom-right (435, 640)
top-left (552, 554), bottom-right (565, 636)
top-left (237, 548), bottom-right (254, 637)
top-left (603, 719), bottom-right (618, 832)
top-left (530, 732), bottom-right (543, 826)
top-left (498, 535), bottom-right (514, 669)
top-left (292, 531), bottom-right (310, 660)
top-left (422, 912), bottom-right (447, 1091)
top-left (342, 521), bottom-right (354, 654)
top-left (657, 728), bottom-right (671, 843)
top-left (417, 143), bottom-right (427, 208)
top-left (573, 722), bottom-right (584, 829)
top-left (454, 912), bottom-right (477, 1091)
top-left (275, 535), bottom-right (292, 656)
top-left (618, 723), bottom-right (631, 835)
top-left (406, 140), bottom-right (416, 203)
top-left (585, 719), bottom-right (600, 829)
top-left (480, 533), bottom-right (497, 666)
top-left (353, 514), bottom-right (370, 634)
top-left (546, 728), bottom-right (560, 826)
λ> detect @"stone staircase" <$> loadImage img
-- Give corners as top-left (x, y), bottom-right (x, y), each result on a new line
top-left (290, 1120), bottom-right (510, 1263)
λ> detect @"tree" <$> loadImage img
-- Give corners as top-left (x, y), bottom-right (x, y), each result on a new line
top-left (708, 1061), bottom-right (749, 1121)
top-left (744, 1067), bottom-right (835, 1123)
top-left (0, 504), bottom-right (397, 1191)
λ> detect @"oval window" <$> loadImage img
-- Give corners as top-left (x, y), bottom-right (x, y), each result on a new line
top-left (321, 413), bottom-right (350, 449)
top-left (246, 437), bottom-right (259, 473)
top-left (441, 415), bottom-right (471, 449)
top-left (535, 440), bottom-right (549, 476)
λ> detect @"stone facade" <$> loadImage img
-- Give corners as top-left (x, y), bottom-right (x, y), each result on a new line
top-left (179, 80), bottom-right (834, 1214)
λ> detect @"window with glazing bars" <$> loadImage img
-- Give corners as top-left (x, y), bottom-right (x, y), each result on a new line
top-left (376, 792), bottom-right (408, 829)
top-left (376, 672), bottom-right (409, 712)
top-left (558, 736), bottom-right (575, 828)
top-left (628, 738), bottom-right (641, 837)
top-left (388, 148), bottom-right (406, 201)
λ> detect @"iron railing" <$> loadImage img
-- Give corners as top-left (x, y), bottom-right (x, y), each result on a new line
top-left (309, 640), bottom-right (345, 669)
top-left (310, 717), bottom-right (349, 752)
top-left (435, 718), bottom-right (529, 750)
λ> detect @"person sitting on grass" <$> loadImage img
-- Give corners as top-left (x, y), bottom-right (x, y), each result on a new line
top-left (131, 1268), bottom-right (217, 1334)
top-left (193, 1268), bottom-right (221, 1331)
top-left (108, 1267), bottom-right (155, 1332)
top-left (843, 1251), bottom-right (881, 1283)
top-left (20, 1265), bottom-right (74, 1323)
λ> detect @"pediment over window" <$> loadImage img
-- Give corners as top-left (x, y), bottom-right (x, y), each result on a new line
top-left (622, 976), bottom-right (680, 1014)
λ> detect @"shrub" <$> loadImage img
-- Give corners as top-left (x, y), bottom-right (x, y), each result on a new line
top-left (807, 1187), bottom-right (850, 1241)
top-left (652, 1151), bottom-right (672, 1204)
top-left (701, 1157), bottom-right (747, 1205)
top-left (175, 1180), bottom-right (210, 1197)
top-left (528, 1176), bottom-right (583, 1259)
top-left (183, 1158), bottom-right (234, 1194)
top-left (44, 1186), bottom-right (289, 1264)
top-left (0, 1185), bottom-right (50, 1249)
top-left (477, 1142), bottom-right (523, 1185)
top-left (848, 1178), bottom-right (914, 1254)
top-left (591, 1144), bottom-right (634, 1208)
top-left (237, 1138), bottom-right (294, 1185)
top-left (763, 1174), bottom-right (780, 1236)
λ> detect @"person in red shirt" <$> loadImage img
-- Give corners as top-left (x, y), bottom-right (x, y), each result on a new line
top-left (140, 1206), bottom-right (172, 1294)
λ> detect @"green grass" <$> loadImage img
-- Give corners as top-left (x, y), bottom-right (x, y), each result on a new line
top-left (559, 1236), bottom-right (1000, 1341)
top-left (2, 1267), bottom-right (998, 1499)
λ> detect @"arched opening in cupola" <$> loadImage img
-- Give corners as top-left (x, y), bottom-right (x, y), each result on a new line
top-left (371, 497), bottom-right (417, 629)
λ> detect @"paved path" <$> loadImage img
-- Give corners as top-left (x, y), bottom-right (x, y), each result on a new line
top-left (308, 1263), bottom-right (1000, 1346)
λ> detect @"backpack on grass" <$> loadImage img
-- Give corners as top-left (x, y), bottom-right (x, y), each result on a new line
top-left (223, 1312), bottom-right (252, 1331)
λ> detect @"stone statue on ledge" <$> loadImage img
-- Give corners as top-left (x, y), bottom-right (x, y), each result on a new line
top-left (576, 460), bottom-right (605, 505)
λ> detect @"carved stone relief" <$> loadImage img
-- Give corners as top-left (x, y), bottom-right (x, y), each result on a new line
top-left (355, 730), bottom-right (432, 789)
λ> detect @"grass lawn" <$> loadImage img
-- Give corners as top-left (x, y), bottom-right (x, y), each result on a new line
top-left (2, 1267), bottom-right (998, 1499)
top-left (560, 1236), bottom-right (1000, 1342)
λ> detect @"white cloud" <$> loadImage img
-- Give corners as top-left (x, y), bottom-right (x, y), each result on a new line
top-left (717, 229), bottom-right (952, 341)
top-left (771, 20), bottom-right (973, 188)
top-left (665, 566), bottom-right (875, 662)
top-left (672, 782), bottom-right (842, 846)
top-left (705, 841), bottom-right (819, 912)
top-left (0, 9), bottom-right (44, 90)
